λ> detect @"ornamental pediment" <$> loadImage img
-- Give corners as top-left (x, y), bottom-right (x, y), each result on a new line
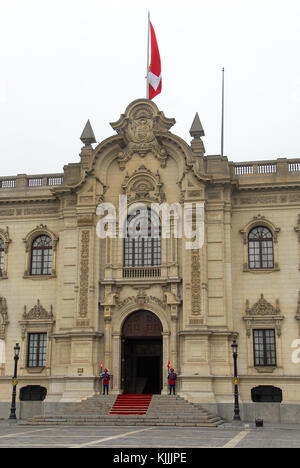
top-left (245, 294), bottom-right (280, 316)
top-left (244, 294), bottom-right (284, 338)
top-left (23, 299), bottom-right (54, 321)
top-left (122, 165), bottom-right (165, 203)
top-left (110, 99), bottom-right (175, 169)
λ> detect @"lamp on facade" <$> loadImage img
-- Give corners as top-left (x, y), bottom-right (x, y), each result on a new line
top-left (9, 343), bottom-right (20, 420)
top-left (231, 339), bottom-right (241, 422)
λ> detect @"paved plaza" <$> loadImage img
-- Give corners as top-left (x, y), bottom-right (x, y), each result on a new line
top-left (0, 421), bottom-right (300, 450)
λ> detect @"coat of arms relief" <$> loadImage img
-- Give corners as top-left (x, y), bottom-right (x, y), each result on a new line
top-left (110, 99), bottom-right (175, 170)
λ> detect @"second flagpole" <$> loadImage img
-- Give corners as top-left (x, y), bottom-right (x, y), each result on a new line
top-left (146, 11), bottom-right (150, 99)
top-left (221, 67), bottom-right (225, 156)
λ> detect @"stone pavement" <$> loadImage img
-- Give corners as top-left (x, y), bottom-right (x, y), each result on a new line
top-left (0, 420), bottom-right (300, 449)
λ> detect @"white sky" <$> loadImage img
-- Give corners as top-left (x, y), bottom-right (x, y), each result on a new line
top-left (0, 0), bottom-right (300, 176)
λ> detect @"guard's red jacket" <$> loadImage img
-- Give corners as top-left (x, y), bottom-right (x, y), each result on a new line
top-left (168, 372), bottom-right (177, 385)
top-left (100, 372), bottom-right (110, 385)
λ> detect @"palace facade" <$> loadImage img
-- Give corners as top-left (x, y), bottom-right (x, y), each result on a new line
top-left (1, 99), bottom-right (300, 422)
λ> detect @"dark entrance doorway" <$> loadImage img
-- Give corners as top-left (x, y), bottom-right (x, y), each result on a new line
top-left (121, 310), bottom-right (163, 394)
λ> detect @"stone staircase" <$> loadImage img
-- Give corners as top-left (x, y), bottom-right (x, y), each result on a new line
top-left (25, 394), bottom-right (224, 427)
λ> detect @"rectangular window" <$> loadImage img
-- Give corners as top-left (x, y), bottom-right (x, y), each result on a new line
top-left (253, 329), bottom-right (276, 366)
top-left (27, 333), bottom-right (47, 368)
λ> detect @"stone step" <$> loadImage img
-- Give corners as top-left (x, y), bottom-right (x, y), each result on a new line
top-left (26, 393), bottom-right (225, 427)
top-left (26, 416), bottom-right (224, 427)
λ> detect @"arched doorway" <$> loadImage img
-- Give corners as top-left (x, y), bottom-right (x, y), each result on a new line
top-left (121, 310), bottom-right (163, 394)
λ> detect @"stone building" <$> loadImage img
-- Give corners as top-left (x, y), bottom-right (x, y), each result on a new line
top-left (0, 98), bottom-right (300, 422)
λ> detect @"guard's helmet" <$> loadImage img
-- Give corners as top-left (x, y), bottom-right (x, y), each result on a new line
top-left (104, 368), bottom-right (108, 372)
top-left (170, 368), bottom-right (174, 372)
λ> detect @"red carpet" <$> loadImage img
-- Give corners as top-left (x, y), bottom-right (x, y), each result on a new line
top-left (110, 394), bottom-right (152, 415)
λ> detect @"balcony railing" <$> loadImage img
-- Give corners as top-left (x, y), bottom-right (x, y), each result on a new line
top-left (232, 159), bottom-right (300, 178)
top-left (0, 179), bottom-right (16, 188)
top-left (0, 174), bottom-right (64, 189)
top-left (289, 162), bottom-right (300, 172)
top-left (123, 266), bottom-right (161, 278)
top-left (234, 163), bottom-right (277, 175)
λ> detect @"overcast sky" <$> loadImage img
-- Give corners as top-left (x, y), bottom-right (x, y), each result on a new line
top-left (1, 0), bottom-right (300, 176)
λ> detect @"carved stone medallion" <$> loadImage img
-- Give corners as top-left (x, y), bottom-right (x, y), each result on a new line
top-left (110, 99), bottom-right (175, 169)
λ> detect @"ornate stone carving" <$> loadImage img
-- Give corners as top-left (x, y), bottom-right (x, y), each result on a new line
top-left (0, 227), bottom-right (11, 253)
top-left (234, 193), bottom-right (300, 206)
top-left (20, 300), bottom-right (55, 341)
top-left (23, 299), bottom-right (53, 320)
top-left (122, 165), bottom-right (165, 203)
top-left (79, 230), bottom-right (90, 318)
top-left (116, 291), bottom-right (166, 311)
top-left (191, 249), bottom-right (201, 316)
top-left (111, 99), bottom-right (175, 169)
top-left (295, 215), bottom-right (300, 242)
top-left (246, 294), bottom-right (280, 316)
top-left (244, 294), bottom-right (284, 337)
top-left (0, 227), bottom-right (11, 279)
top-left (0, 297), bottom-right (9, 340)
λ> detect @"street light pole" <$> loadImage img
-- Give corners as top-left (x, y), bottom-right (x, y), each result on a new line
top-left (231, 340), bottom-right (241, 421)
top-left (9, 343), bottom-right (20, 420)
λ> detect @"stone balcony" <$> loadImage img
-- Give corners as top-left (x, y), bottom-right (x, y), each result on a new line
top-left (0, 173), bottom-right (64, 190)
top-left (229, 158), bottom-right (300, 188)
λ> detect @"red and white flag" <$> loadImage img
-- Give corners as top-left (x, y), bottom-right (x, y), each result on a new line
top-left (167, 360), bottom-right (170, 370)
top-left (148, 21), bottom-right (162, 100)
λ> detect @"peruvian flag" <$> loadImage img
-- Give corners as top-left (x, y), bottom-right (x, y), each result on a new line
top-left (148, 21), bottom-right (162, 100)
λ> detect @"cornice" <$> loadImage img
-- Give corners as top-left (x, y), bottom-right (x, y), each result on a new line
top-left (235, 182), bottom-right (300, 191)
top-left (0, 197), bottom-right (58, 206)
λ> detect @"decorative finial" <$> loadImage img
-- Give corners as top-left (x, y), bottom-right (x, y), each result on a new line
top-left (190, 113), bottom-right (205, 139)
top-left (80, 120), bottom-right (96, 146)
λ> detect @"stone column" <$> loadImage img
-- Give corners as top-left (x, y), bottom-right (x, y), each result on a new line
top-left (170, 314), bottom-right (178, 372)
top-left (162, 331), bottom-right (170, 394)
top-left (112, 332), bottom-right (121, 394)
top-left (104, 315), bottom-right (112, 371)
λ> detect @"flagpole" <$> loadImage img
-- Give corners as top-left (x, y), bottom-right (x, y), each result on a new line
top-left (221, 67), bottom-right (225, 156)
top-left (146, 11), bottom-right (150, 99)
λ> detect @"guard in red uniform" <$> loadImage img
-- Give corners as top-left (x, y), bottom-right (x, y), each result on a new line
top-left (168, 368), bottom-right (177, 395)
top-left (100, 368), bottom-right (111, 395)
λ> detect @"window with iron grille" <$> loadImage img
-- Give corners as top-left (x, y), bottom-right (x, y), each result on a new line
top-left (0, 238), bottom-right (4, 277)
top-left (253, 329), bottom-right (277, 366)
top-left (248, 226), bottom-right (274, 269)
top-left (30, 235), bottom-right (52, 275)
top-left (124, 209), bottom-right (161, 267)
top-left (27, 333), bottom-right (47, 368)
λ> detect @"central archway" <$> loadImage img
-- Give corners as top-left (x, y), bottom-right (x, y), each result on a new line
top-left (121, 310), bottom-right (163, 394)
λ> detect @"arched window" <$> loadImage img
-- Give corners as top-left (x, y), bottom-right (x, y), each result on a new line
top-left (124, 208), bottom-right (161, 267)
top-left (30, 235), bottom-right (53, 275)
top-left (0, 239), bottom-right (4, 277)
top-left (248, 226), bottom-right (274, 269)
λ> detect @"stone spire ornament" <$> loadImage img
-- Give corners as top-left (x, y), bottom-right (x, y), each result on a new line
top-left (190, 113), bottom-right (205, 160)
top-left (80, 120), bottom-right (96, 146)
top-left (190, 113), bottom-right (205, 139)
